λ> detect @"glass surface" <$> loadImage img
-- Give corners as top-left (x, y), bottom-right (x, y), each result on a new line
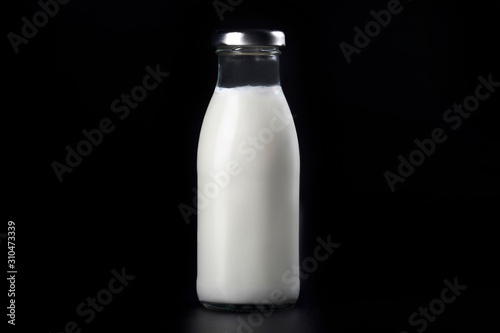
top-left (216, 46), bottom-right (281, 87)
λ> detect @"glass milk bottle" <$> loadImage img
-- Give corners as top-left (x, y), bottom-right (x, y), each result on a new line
top-left (197, 30), bottom-right (300, 311)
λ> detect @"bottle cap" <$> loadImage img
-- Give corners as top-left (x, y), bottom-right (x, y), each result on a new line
top-left (212, 29), bottom-right (285, 47)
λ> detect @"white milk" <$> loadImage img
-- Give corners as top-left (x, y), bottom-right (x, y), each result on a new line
top-left (197, 85), bottom-right (300, 305)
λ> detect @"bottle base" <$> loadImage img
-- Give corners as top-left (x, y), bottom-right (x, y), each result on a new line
top-left (201, 301), bottom-right (296, 312)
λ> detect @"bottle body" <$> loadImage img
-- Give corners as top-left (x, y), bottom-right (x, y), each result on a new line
top-left (197, 30), bottom-right (299, 310)
top-left (197, 85), bottom-right (300, 308)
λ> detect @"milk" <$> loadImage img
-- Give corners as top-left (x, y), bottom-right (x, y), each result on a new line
top-left (197, 85), bottom-right (300, 306)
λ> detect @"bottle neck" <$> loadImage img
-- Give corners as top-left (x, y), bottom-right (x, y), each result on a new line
top-left (216, 46), bottom-right (281, 88)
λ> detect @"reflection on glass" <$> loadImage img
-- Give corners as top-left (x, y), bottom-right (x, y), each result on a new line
top-left (184, 305), bottom-right (310, 333)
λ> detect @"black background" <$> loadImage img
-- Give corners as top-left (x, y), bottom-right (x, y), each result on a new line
top-left (3, 0), bottom-right (499, 332)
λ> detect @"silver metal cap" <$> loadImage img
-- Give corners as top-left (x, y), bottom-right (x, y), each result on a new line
top-left (212, 29), bottom-right (286, 47)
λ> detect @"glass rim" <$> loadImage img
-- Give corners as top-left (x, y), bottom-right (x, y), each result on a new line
top-left (215, 45), bottom-right (282, 56)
